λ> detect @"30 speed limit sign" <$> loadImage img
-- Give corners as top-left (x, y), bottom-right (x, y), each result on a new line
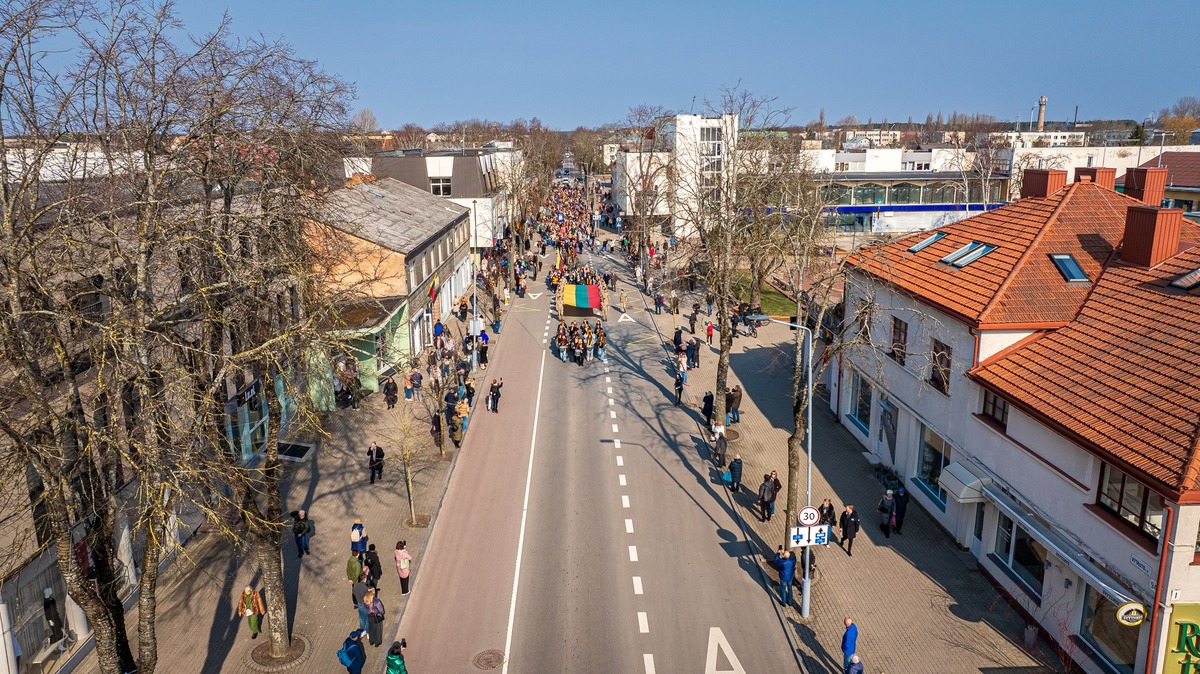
top-left (797, 506), bottom-right (821, 527)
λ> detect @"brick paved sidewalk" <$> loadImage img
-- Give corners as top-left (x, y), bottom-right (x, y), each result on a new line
top-left (629, 275), bottom-right (1059, 674)
top-left (72, 354), bottom-right (498, 673)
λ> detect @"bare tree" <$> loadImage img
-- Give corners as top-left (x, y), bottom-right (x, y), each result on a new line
top-left (613, 104), bottom-right (675, 267)
top-left (350, 108), bottom-right (379, 134)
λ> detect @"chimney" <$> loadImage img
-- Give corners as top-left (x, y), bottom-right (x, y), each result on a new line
top-left (1121, 206), bottom-right (1183, 267)
top-left (1037, 96), bottom-right (1047, 133)
top-left (1021, 168), bottom-right (1068, 199)
top-left (1074, 167), bottom-right (1116, 190)
top-left (1125, 167), bottom-right (1168, 206)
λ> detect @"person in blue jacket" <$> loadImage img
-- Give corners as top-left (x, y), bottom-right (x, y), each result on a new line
top-left (341, 630), bottom-right (366, 674)
top-left (774, 547), bottom-right (796, 607)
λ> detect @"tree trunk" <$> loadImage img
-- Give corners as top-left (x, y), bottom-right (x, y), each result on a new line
top-left (135, 501), bottom-right (170, 674)
top-left (711, 234), bottom-right (736, 424)
top-left (784, 299), bottom-right (808, 547)
top-left (251, 387), bottom-right (291, 659)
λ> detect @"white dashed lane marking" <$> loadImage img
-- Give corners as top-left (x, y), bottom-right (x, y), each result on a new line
top-left (610, 410), bottom-right (616, 419)
top-left (616, 456), bottom-right (624, 466)
top-left (613, 439), bottom-right (621, 449)
top-left (612, 424), bottom-right (619, 433)
top-left (625, 519), bottom-right (635, 534)
top-left (637, 612), bottom-right (649, 633)
top-left (632, 576), bottom-right (643, 594)
top-left (644, 654), bottom-right (655, 674)
top-left (628, 545), bottom-right (638, 562)
top-left (618, 474), bottom-right (626, 486)
top-left (621, 495), bottom-right (630, 508)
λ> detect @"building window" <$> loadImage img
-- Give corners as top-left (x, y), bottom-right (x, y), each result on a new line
top-left (1098, 463), bottom-right (1164, 540)
top-left (431, 177), bottom-right (451, 196)
top-left (993, 513), bottom-right (1047, 596)
top-left (889, 183), bottom-right (921, 204)
top-left (890, 316), bottom-right (907, 365)
top-left (1078, 585), bottom-right (1137, 674)
top-left (853, 183), bottom-right (886, 205)
top-left (848, 371), bottom-right (871, 435)
top-left (982, 390), bottom-right (1009, 429)
top-left (834, 162), bottom-right (850, 172)
top-left (916, 424), bottom-right (952, 505)
top-left (930, 339), bottom-right (951, 394)
top-left (820, 184), bottom-right (852, 205)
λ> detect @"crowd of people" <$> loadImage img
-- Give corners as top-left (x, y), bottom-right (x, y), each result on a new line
top-left (553, 321), bottom-right (607, 365)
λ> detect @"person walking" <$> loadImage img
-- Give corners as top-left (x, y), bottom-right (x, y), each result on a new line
top-left (488, 378), bottom-right (504, 413)
top-left (839, 505), bottom-right (861, 556)
top-left (842, 617), bottom-right (859, 669)
top-left (449, 414), bottom-right (463, 448)
top-left (383, 376), bottom-right (399, 409)
top-left (350, 518), bottom-right (367, 554)
top-left (367, 442), bottom-right (385, 485)
top-left (728, 454), bottom-right (744, 493)
top-left (395, 541), bottom-right (413, 595)
top-left (706, 321), bottom-right (714, 345)
top-left (364, 588), bottom-right (385, 647)
top-left (712, 431), bottom-right (728, 468)
top-left (774, 547), bottom-right (796, 607)
top-left (688, 310), bottom-right (697, 335)
top-left (674, 372), bottom-right (685, 406)
top-left (877, 489), bottom-right (897, 538)
top-left (237, 586), bottom-right (265, 639)
top-left (768, 470), bottom-right (782, 519)
top-left (673, 327), bottom-right (683, 352)
top-left (409, 369), bottom-right (423, 401)
top-left (289, 509), bottom-right (312, 558)
top-left (818, 499), bottom-right (837, 547)
top-left (338, 630), bottom-right (367, 674)
top-left (758, 475), bottom-right (775, 522)
top-left (845, 654), bottom-right (864, 674)
top-left (701, 391), bottom-right (715, 427)
top-left (363, 544), bottom-right (383, 590)
top-left (479, 330), bottom-right (490, 369)
top-left (386, 641), bottom-right (409, 674)
top-left (455, 397), bottom-right (470, 432)
top-left (893, 486), bottom-right (910, 534)
top-left (347, 553), bottom-right (364, 606)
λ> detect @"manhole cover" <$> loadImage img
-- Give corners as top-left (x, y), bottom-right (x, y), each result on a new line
top-left (473, 649), bottom-right (505, 669)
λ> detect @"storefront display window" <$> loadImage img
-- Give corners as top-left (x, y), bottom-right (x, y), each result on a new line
top-left (1079, 585), bottom-right (1136, 674)
top-left (916, 424), bottom-right (951, 504)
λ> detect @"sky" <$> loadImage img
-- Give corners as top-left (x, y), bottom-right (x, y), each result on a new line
top-left (171, 0), bottom-right (1199, 131)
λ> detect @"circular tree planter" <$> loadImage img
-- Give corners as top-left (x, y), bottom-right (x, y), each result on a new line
top-left (244, 633), bottom-right (311, 672)
top-left (724, 428), bottom-right (742, 444)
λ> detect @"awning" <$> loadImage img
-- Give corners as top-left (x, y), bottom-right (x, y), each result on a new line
top-left (983, 483), bottom-right (1146, 605)
top-left (938, 462), bottom-right (991, 502)
top-left (562, 284), bottom-right (602, 309)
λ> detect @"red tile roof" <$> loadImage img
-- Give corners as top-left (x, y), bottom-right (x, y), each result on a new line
top-left (1117, 152), bottom-right (1200, 188)
top-left (850, 181), bottom-right (1142, 326)
top-left (971, 243), bottom-right (1200, 496)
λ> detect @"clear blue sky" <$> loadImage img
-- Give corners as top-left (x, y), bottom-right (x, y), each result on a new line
top-left (174, 0), bottom-right (1197, 130)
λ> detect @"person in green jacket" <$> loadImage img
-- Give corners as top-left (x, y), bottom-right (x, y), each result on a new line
top-left (386, 640), bottom-right (408, 674)
top-left (346, 553), bottom-right (363, 607)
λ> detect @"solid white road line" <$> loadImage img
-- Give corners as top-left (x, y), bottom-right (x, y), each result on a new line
top-left (500, 350), bottom-right (548, 674)
top-left (616, 456), bottom-right (623, 466)
top-left (622, 495), bottom-right (630, 508)
top-left (613, 439), bottom-right (621, 449)
top-left (644, 654), bottom-right (656, 674)
top-left (632, 576), bottom-right (643, 594)
top-left (625, 518), bottom-right (635, 534)
top-left (618, 474), bottom-right (627, 486)
top-left (629, 545), bottom-right (638, 562)
top-left (637, 612), bottom-right (649, 633)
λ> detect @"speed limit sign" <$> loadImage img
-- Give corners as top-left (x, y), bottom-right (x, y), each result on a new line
top-left (798, 506), bottom-right (821, 527)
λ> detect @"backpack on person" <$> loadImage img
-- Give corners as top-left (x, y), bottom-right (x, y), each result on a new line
top-left (336, 645), bottom-right (354, 667)
top-left (399, 556), bottom-right (410, 571)
top-left (350, 527), bottom-right (362, 544)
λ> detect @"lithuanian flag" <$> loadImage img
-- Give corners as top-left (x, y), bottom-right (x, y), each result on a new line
top-left (429, 273), bottom-right (438, 302)
top-left (562, 284), bottom-right (602, 309)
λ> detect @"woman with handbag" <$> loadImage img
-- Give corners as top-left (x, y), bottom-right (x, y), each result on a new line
top-left (363, 588), bottom-right (385, 647)
top-left (236, 586), bottom-right (265, 639)
top-left (395, 541), bottom-right (413, 595)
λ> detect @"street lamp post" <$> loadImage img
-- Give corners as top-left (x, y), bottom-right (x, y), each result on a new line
top-left (748, 314), bottom-right (814, 617)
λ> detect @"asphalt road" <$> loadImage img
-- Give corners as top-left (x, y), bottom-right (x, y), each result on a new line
top-left (399, 249), bottom-right (798, 673)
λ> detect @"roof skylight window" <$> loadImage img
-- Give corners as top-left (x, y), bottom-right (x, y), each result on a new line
top-left (1050, 254), bottom-right (1090, 282)
top-left (940, 241), bottom-right (997, 267)
top-left (1170, 267), bottom-right (1200, 290)
top-left (908, 231), bottom-right (946, 253)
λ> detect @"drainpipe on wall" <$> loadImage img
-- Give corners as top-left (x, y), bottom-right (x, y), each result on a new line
top-left (1146, 504), bottom-right (1175, 674)
top-left (0, 602), bottom-right (15, 674)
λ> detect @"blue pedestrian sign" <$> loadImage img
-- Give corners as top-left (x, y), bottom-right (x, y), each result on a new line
top-left (789, 525), bottom-right (830, 548)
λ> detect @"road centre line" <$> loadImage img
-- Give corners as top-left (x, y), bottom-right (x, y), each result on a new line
top-left (613, 439), bottom-right (621, 449)
top-left (629, 545), bottom-right (638, 562)
top-left (638, 612), bottom-right (649, 633)
top-left (618, 474), bottom-right (626, 486)
top-left (622, 495), bottom-right (630, 508)
top-left (644, 654), bottom-right (655, 674)
top-left (500, 350), bottom-right (548, 674)
top-left (632, 576), bottom-right (643, 594)
top-left (612, 424), bottom-right (619, 433)
top-left (606, 377), bottom-right (611, 383)
top-left (610, 410), bottom-right (616, 419)
top-left (616, 456), bottom-right (624, 466)
top-left (607, 386), bottom-right (612, 394)
top-left (625, 519), bottom-right (635, 534)
top-left (608, 398), bottom-right (614, 405)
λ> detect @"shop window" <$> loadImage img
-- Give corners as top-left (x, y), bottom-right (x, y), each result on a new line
top-left (992, 513), bottom-right (1047, 596)
top-left (853, 183), bottom-right (886, 205)
top-left (982, 390), bottom-right (1009, 430)
top-left (1098, 463), bottom-right (1164, 540)
top-left (916, 424), bottom-right (952, 505)
top-left (848, 371), bottom-right (871, 435)
top-left (431, 177), bottom-right (451, 196)
top-left (889, 183), bottom-right (921, 204)
top-left (890, 316), bottom-right (907, 365)
top-left (1078, 585), bottom-right (1137, 674)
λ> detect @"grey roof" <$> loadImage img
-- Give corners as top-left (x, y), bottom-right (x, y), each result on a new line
top-left (324, 177), bottom-right (468, 254)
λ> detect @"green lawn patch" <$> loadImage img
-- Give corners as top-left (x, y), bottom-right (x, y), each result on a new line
top-left (729, 270), bottom-right (796, 316)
